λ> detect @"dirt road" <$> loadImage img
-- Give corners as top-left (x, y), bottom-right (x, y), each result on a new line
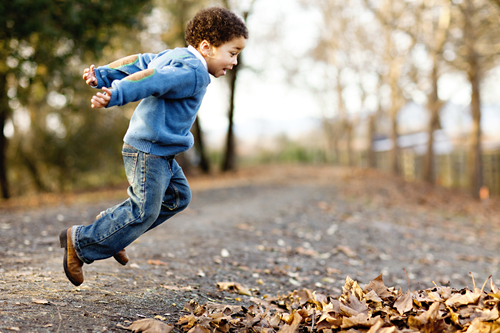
top-left (1, 165), bottom-right (499, 332)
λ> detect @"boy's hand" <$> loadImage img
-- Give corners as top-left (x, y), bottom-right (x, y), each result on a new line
top-left (83, 65), bottom-right (98, 87)
top-left (91, 87), bottom-right (112, 108)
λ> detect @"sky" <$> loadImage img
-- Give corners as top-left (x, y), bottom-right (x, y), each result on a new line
top-left (196, 0), bottom-right (324, 148)
top-left (194, 0), bottom-right (500, 152)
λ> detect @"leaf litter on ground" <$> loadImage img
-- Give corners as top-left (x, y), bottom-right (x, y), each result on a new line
top-left (120, 273), bottom-right (500, 333)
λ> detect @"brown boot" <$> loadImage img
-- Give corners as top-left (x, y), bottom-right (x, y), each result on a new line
top-left (59, 228), bottom-right (84, 286)
top-left (96, 213), bottom-right (129, 266)
top-left (113, 249), bottom-right (129, 266)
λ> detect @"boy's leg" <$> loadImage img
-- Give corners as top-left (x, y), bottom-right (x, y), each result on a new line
top-left (145, 158), bottom-right (192, 232)
top-left (94, 211), bottom-right (129, 265)
top-left (69, 145), bottom-right (173, 264)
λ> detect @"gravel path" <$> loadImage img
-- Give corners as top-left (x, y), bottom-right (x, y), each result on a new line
top-left (0, 165), bottom-right (499, 332)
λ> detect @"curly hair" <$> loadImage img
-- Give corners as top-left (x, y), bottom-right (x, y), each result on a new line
top-left (185, 7), bottom-right (248, 48)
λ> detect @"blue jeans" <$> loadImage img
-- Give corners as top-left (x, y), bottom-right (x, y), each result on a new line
top-left (72, 143), bottom-right (191, 264)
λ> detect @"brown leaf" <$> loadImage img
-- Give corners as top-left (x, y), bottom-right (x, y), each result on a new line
top-left (366, 317), bottom-right (395, 333)
top-left (147, 259), bottom-right (168, 266)
top-left (186, 326), bottom-right (211, 333)
top-left (393, 291), bottom-right (413, 315)
top-left (336, 245), bottom-right (357, 258)
top-left (293, 289), bottom-right (314, 305)
top-left (475, 307), bottom-right (500, 322)
top-left (161, 285), bottom-right (193, 291)
top-left (32, 298), bottom-right (50, 305)
top-left (364, 290), bottom-right (383, 304)
top-left (466, 318), bottom-right (500, 333)
top-left (407, 301), bottom-right (443, 331)
top-left (294, 246), bottom-right (319, 257)
top-left (341, 313), bottom-right (380, 329)
top-left (177, 314), bottom-right (197, 329)
top-left (444, 289), bottom-right (480, 307)
top-left (117, 318), bottom-right (174, 333)
top-left (343, 276), bottom-right (364, 301)
top-left (217, 281), bottom-right (252, 296)
top-left (278, 311), bottom-right (302, 333)
top-left (346, 291), bottom-right (369, 314)
top-left (364, 274), bottom-right (393, 299)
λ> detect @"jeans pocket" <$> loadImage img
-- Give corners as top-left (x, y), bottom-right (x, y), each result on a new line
top-left (123, 151), bottom-right (139, 185)
top-left (162, 183), bottom-right (180, 210)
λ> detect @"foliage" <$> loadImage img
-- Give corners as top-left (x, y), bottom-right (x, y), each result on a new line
top-left (253, 135), bottom-right (325, 165)
top-left (123, 274), bottom-right (500, 333)
top-left (0, 0), bottom-right (152, 195)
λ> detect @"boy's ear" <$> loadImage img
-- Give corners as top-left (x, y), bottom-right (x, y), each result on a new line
top-left (199, 40), bottom-right (212, 57)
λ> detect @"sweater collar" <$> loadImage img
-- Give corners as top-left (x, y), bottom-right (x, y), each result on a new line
top-left (187, 45), bottom-right (208, 71)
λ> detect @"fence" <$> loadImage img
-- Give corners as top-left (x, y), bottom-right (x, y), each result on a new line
top-left (372, 149), bottom-right (500, 196)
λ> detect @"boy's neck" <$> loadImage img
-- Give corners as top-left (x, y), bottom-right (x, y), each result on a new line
top-left (187, 45), bottom-right (208, 71)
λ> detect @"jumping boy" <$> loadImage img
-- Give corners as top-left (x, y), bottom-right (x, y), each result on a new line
top-left (59, 7), bottom-right (248, 286)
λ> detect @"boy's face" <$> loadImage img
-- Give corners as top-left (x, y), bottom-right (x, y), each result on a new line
top-left (203, 37), bottom-right (247, 78)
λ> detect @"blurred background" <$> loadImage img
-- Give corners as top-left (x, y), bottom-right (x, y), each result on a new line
top-left (1, 0), bottom-right (499, 200)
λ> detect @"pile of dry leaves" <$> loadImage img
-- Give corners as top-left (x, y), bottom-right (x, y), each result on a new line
top-left (119, 274), bottom-right (500, 333)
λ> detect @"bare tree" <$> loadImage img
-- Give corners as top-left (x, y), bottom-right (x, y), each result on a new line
top-left (362, 0), bottom-right (417, 174)
top-left (411, 1), bottom-right (451, 184)
top-left (448, 0), bottom-right (500, 197)
top-left (303, 0), bottom-right (361, 166)
top-left (220, 0), bottom-right (256, 172)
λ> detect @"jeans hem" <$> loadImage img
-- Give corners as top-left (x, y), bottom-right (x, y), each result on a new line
top-left (72, 225), bottom-right (94, 264)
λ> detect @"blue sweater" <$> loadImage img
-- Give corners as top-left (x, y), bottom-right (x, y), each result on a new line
top-left (94, 48), bottom-right (211, 156)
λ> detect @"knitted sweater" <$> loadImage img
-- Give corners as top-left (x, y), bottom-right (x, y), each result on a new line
top-left (94, 47), bottom-right (211, 156)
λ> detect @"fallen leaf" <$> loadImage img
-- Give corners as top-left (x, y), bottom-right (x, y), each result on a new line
top-left (393, 291), bottom-right (413, 315)
top-left (336, 245), bottom-right (357, 258)
top-left (278, 311), bottom-right (302, 333)
top-left (187, 326), bottom-right (210, 333)
top-left (341, 313), bottom-right (380, 329)
top-left (363, 274), bottom-right (392, 298)
top-left (161, 285), bottom-right (193, 291)
top-left (32, 298), bottom-right (50, 305)
top-left (407, 301), bottom-right (444, 331)
top-left (294, 246), bottom-right (319, 257)
top-left (167, 274), bottom-right (500, 333)
top-left (147, 259), bottom-right (168, 266)
top-left (466, 318), bottom-right (500, 333)
top-left (444, 289), bottom-right (480, 307)
top-left (117, 318), bottom-right (174, 333)
top-left (217, 281), bottom-right (252, 296)
top-left (363, 290), bottom-right (383, 304)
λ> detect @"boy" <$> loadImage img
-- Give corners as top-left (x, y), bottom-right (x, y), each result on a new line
top-left (59, 7), bottom-right (248, 286)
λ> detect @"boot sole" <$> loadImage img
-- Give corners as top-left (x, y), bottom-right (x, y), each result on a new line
top-left (59, 229), bottom-right (83, 286)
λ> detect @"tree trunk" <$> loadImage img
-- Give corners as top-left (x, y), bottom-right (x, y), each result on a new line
top-left (423, 55), bottom-right (440, 184)
top-left (0, 73), bottom-right (10, 199)
top-left (389, 111), bottom-right (399, 174)
top-left (468, 61), bottom-right (483, 198)
top-left (367, 112), bottom-right (377, 169)
top-left (345, 121), bottom-right (354, 167)
top-left (221, 64), bottom-right (238, 172)
top-left (192, 117), bottom-right (210, 173)
top-left (464, 0), bottom-right (483, 199)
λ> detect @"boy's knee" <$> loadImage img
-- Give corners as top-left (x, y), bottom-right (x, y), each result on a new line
top-left (178, 186), bottom-right (191, 210)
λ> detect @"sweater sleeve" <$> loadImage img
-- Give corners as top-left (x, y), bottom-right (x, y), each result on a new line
top-left (106, 59), bottom-right (205, 108)
top-left (94, 51), bottom-right (169, 88)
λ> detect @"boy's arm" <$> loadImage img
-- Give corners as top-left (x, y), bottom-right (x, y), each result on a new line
top-left (105, 60), bottom-right (208, 108)
top-left (94, 51), bottom-right (168, 88)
